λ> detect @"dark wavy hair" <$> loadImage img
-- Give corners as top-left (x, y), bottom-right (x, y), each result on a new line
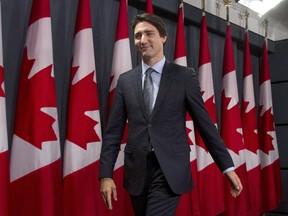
top-left (132, 13), bottom-right (168, 37)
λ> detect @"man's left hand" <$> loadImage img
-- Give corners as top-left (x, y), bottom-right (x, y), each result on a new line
top-left (225, 170), bottom-right (243, 198)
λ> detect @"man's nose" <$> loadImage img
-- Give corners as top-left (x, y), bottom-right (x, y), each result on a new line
top-left (140, 35), bottom-right (148, 44)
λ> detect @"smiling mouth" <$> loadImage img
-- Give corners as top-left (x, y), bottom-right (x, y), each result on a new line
top-left (141, 46), bottom-right (150, 51)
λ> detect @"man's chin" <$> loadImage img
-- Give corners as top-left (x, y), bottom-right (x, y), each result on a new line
top-left (141, 51), bottom-right (152, 57)
top-left (142, 54), bottom-right (151, 61)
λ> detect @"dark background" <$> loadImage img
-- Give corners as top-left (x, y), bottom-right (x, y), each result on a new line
top-left (1, 0), bottom-right (287, 215)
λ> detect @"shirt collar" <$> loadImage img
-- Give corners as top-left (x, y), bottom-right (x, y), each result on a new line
top-left (142, 57), bottom-right (166, 75)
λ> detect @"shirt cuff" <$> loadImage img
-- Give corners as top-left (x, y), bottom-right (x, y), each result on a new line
top-left (222, 167), bottom-right (235, 174)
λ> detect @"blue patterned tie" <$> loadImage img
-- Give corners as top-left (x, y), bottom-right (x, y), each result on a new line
top-left (143, 68), bottom-right (154, 115)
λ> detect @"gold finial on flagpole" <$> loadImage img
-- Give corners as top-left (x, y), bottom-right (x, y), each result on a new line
top-left (223, 0), bottom-right (231, 22)
top-left (264, 18), bottom-right (269, 38)
top-left (223, 0), bottom-right (231, 6)
top-left (201, 0), bottom-right (206, 11)
top-left (244, 9), bottom-right (249, 30)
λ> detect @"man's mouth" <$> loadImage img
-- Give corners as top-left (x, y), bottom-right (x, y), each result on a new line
top-left (141, 46), bottom-right (149, 51)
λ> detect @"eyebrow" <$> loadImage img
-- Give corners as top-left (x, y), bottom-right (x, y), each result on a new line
top-left (134, 29), bottom-right (155, 35)
top-left (144, 29), bottom-right (154, 34)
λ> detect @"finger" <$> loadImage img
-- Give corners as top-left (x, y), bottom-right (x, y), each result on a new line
top-left (112, 187), bottom-right (118, 201)
top-left (234, 177), bottom-right (242, 192)
top-left (101, 190), bottom-right (113, 210)
top-left (237, 178), bottom-right (243, 191)
top-left (101, 192), bottom-right (109, 207)
top-left (231, 177), bottom-right (242, 197)
top-left (101, 192), bottom-right (109, 209)
top-left (105, 190), bottom-right (113, 210)
top-left (231, 188), bottom-right (238, 198)
top-left (231, 185), bottom-right (240, 197)
top-left (234, 179), bottom-right (241, 191)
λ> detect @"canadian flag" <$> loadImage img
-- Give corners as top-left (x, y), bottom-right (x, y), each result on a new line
top-left (241, 29), bottom-right (262, 215)
top-left (63, 0), bottom-right (102, 215)
top-left (146, 0), bottom-right (154, 14)
top-left (195, 12), bottom-right (225, 216)
top-left (9, 0), bottom-right (62, 215)
top-left (258, 38), bottom-right (282, 212)
top-left (0, 3), bottom-right (9, 215)
top-left (220, 23), bottom-right (250, 216)
top-left (104, 0), bottom-right (134, 215)
top-left (173, 2), bottom-right (187, 67)
top-left (173, 2), bottom-right (200, 216)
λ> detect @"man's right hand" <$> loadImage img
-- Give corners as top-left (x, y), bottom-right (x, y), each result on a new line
top-left (100, 178), bottom-right (117, 210)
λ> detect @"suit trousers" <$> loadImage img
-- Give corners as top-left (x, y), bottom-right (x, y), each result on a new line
top-left (130, 151), bottom-right (180, 216)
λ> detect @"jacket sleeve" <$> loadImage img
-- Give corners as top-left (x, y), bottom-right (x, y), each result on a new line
top-left (98, 75), bottom-right (127, 179)
top-left (184, 68), bottom-right (234, 172)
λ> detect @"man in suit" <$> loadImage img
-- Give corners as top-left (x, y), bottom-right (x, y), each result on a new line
top-left (99, 13), bottom-right (242, 216)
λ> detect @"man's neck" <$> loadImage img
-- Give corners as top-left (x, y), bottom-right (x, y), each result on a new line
top-left (142, 57), bottom-right (166, 75)
top-left (143, 54), bottom-right (165, 67)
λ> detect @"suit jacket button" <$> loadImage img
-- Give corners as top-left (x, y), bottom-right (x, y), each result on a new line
top-left (148, 124), bottom-right (152, 127)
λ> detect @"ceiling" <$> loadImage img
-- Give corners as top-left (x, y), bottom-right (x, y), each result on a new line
top-left (185, 0), bottom-right (288, 41)
top-left (264, 0), bottom-right (288, 40)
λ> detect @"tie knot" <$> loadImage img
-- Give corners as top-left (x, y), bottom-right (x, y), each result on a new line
top-left (145, 68), bottom-right (154, 76)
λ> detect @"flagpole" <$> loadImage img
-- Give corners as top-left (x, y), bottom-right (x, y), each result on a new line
top-left (201, 0), bottom-right (206, 16)
top-left (264, 18), bottom-right (268, 39)
top-left (264, 18), bottom-right (268, 49)
top-left (201, 0), bottom-right (205, 11)
top-left (223, 0), bottom-right (231, 22)
top-left (244, 9), bottom-right (249, 30)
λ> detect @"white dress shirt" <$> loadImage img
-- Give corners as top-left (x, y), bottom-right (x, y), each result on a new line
top-left (141, 57), bottom-right (166, 108)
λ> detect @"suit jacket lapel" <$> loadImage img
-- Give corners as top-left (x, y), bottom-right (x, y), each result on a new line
top-left (151, 61), bottom-right (174, 119)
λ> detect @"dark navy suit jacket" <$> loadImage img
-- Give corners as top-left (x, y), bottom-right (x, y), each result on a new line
top-left (99, 61), bottom-right (234, 196)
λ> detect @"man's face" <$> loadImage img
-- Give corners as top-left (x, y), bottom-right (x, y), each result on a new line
top-left (134, 21), bottom-right (167, 64)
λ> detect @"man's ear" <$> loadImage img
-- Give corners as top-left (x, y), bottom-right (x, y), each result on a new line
top-left (162, 36), bottom-right (167, 44)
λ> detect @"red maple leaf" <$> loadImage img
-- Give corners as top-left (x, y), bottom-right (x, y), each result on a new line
top-left (185, 114), bottom-right (195, 146)
top-left (121, 123), bottom-right (128, 144)
top-left (258, 107), bottom-right (276, 154)
top-left (221, 94), bottom-right (244, 155)
top-left (195, 129), bottom-right (207, 152)
top-left (242, 101), bottom-right (259, 154)
top-left (110, 75), bottom-right (115, 86)
top-left (14, 48), bottom-right (57, 149)
top-left (202, 95), bottom-right (217, 123)
top-left (0, 66), bottom-right (5, 97)
top-left (66, 67), bottom-right (101, 149)
top-left (195, 95), bottom-right (218, 152)
top-left (195, 95), bottom-right (209, 151)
